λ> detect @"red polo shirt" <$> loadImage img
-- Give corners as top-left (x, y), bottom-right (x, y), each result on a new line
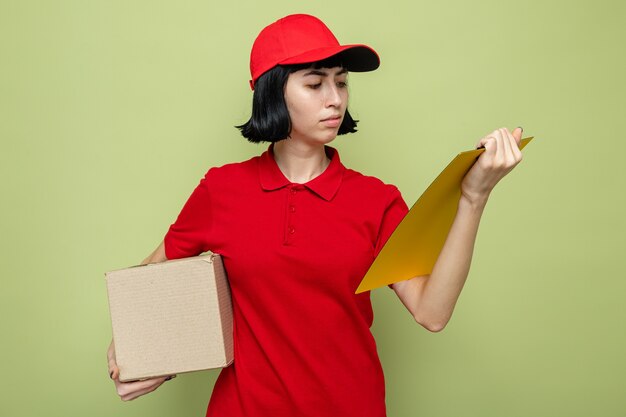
top-left (164, 144), bottom-right (408, 417)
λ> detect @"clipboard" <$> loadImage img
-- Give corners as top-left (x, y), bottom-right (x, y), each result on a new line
top-left (355, 137), bottom-right (534, 294)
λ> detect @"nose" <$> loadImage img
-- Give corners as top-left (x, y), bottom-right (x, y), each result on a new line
top-left (325, 84), bottom-right (343, 108)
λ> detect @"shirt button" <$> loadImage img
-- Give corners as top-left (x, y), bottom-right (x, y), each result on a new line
top-left (289, 227), bottom-right (295, 234)
top-left (289, 205), bottom-right (296, 213)
top-left (290, 188), bottom-right (297, 194)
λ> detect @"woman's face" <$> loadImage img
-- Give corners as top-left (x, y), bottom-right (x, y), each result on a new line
top-left (283, 66), bottom-right (349, 146)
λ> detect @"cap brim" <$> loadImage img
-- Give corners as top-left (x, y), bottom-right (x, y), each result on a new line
top-left (278, 44), bottom-right (380, 72)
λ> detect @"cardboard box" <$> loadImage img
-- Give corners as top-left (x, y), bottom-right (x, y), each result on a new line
top-left (105, 253), bottom-right (233, 382)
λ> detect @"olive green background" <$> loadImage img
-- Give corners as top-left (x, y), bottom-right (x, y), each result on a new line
top-left (1, 0), bottom-right (624, 416)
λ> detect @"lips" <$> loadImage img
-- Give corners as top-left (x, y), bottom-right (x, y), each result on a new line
top-left (321, 115), bottom-right (342, 128)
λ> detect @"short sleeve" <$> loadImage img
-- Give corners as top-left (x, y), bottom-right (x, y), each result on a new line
top-left (163, 172), bottom-right (212, 260)
top-left (373, 186), bottom-right (409, 289)
top-left (374, 185), bottom-right (409, 258)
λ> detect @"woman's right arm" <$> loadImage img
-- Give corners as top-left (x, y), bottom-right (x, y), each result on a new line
top-left (141, 240), bottom-right (168, 265)
top-left (107, 240), bottom-right (175, 401)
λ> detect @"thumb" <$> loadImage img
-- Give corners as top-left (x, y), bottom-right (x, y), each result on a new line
top-left (107, 341), bottom-right (119, 380)
top-left (108, 356), bottom-right (120, 380)
top-left (512, 126), bottom-right (523, 147)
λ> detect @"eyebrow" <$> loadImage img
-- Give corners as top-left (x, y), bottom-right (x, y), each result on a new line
top-left (303, 68), bottom-right (348, 77)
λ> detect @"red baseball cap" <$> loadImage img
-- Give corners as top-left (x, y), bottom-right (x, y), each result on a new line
top-left (248, 14), bottom-right (380, 90)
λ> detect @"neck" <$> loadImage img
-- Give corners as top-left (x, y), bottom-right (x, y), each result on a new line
top-left (272, 140), bottom-right (331, 184)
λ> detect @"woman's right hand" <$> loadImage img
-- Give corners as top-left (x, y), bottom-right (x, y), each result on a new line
top-left (107, 340), bottom-right (175, 401)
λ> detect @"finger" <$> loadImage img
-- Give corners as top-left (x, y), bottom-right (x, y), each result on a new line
top-left (107, 341), bottom-right (120, 380)
top-left (477, 128), bottom-right (499, 150)
top-left (512, 126), bottom-right (523, 147)
top-left (120, 382), bottom-right (161, 401)
top-left (116, 376), bottom-right (168, 401)
top-left (476, 134), bottom-right (491, 149)
top-left (107, 359), bottom-right (118, 379)
top-left (116, 375), bottom-right (174, 390)
top-left (502, 127), bottom-right (523, 160)
top-left (492, 129), bottom-right (505, 164)
top-left (476, 130), bottom-right (494, 149)
top-left (107, 355), bottom-right (119, 380)
top-left (499, 128), bottom-right (515, 163)
top-left (477, 135), bottom-right (497, 158)
top-left (502, 128), bottom-right (522, 162)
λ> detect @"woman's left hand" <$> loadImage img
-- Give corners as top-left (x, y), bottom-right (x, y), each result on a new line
top-left (460, 127), bottom-right (524, 206)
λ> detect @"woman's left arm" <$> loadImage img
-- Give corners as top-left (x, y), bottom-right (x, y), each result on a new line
top-left (392, 127), bottom-right (524, 332)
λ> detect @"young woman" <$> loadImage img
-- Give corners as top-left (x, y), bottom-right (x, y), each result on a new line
top-left (107, 13), bottom-right (523, 417)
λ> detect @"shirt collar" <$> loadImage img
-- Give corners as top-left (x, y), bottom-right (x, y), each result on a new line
top-left (258, 143), bottom-right (345, 201)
